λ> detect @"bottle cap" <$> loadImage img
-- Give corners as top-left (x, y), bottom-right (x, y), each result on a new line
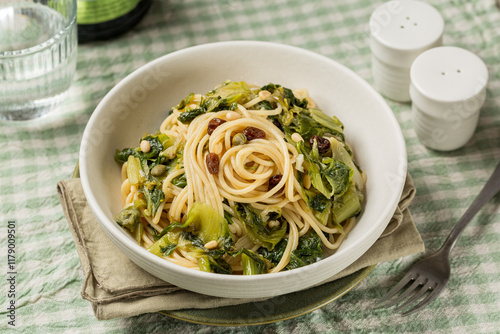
top-left (410, 46), bottom-right (489, 151)
top-left (369, 0), bottom-right (444, 102)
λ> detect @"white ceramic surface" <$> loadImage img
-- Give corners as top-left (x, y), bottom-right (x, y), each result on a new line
top-left (410, 46), bottom-right (488, 151)
top-left (369, 0), bottom-right (444, 102)
top-left (79, 41), bottom-right (407, 299)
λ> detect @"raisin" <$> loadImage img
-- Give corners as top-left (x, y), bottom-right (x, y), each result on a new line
top-left (268, 174), bottom-right (284, 192)
top-left (243, 127), bottom-right (266, 141)
top-left (309, 135), bottom-right (331, 154)
top-left (207, 118), bottom-right (226, 135)
top-left (206, 153), bottom-right (220, 174)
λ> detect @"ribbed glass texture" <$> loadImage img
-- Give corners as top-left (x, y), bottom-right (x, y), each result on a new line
top-left (0, 1), bottom-right (77, 121)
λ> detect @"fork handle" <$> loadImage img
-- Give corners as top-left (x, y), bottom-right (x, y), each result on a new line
top-left (441, 159), bottom-right (500, 254)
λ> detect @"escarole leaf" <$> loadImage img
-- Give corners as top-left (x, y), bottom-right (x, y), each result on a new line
top-left (126, 155), bottom-right (145, 186)
top-left (178, 107), bottom-right (205, 124)
top-left (258, 231), bottom-right (324, 270)
top-left (184, 202), bottom-right (231, 247)
top-left (303, 190), bottom-right (332, 226)
top-left (114, 147), bottom-right (138, 163)
top-left (297, 141), bottom-right (353, 199)
top-left (114, 206), bottom-right (141, 232)
top-left (140, 135), bottom-right (165, 160)
top-left (234, 203), bottom-right (287, 250)
top-left (147, 230), bottom-right (180, 257)
top-left (258, 238), bottom-right (287, 265)
top-left (308, 108), bottom-right (344, 138)
top-left (174, 93), bottom-right (194, 110)
top-left (207, 80), bottom-right (252, 105)
top-left (287, 230), bottom-right (324, 270)
top-left (241, 249), bottom-right (268, 275)
top-left (329, 137), bottom-right (364, 190)
top-left (177, 81), bottom-right (249, 124)
top-left (332, 184), bottom-right (363, 225)
top-left (322, 158), bottom-right (353, 197)
top-left (280, 107), bottom-right (344, 145)
top-left (282, 87), bottom-right (308, 108)
top-left (171, 173), bottom-right (187, 188)
top-left (180, 232), bottom-right (232, 274)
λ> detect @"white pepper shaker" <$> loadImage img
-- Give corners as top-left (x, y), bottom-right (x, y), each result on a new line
top-left (410, 46), bottom-right (489, 151)
top-left (369, 0), bottom-right (444, 102)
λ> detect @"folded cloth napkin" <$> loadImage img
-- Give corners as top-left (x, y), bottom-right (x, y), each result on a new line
top-left (57, 173), bottom-right (424, 320)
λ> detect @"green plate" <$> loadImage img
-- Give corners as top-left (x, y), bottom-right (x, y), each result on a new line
top-left (159, 265), bottom-right (376, 326)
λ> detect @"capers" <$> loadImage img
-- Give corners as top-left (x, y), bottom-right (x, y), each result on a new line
top-left (232, 133), bottom-right (247, 146)
top-left (150, 164), bottom-right (167, 176)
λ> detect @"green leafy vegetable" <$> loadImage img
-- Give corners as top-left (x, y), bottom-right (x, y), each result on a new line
top-left (207, 80), bottom-right (252, 105)
top-left (308, 108), bottom-right (344, 138)
top-left (297, 141), bottom-right (352, 199)
top-left (184, 202), bottom-right (231, 247)
top-left (241, 249), bottom-right (268, 275)
top-left (323, 159), bottom-right (352, 197)
top-left (147, 230), bottom-right (180, 256)
top-left (171, 173), bottom-right (187, 188)
top-left (302, 189), bottom-right (332, 225)
top-left (330, 137), bottom-right (363, 190)
top-left (174, 93), bottom-right (194, 110)
top-left (258, 231), bottom-right (324, 270)
top-left (331, 185), bottom-right (362, 225)
top-left (114, 206), bottom-right (141, 232)
top-left (153, 222), bottom-right (186, 241)
top-left (198, 256), bottom-right (212, 272)
top-left (255, 100), bottom-right (273, 110)
top-left (126, 155), bottom-right (144, 186)
top-left (178, 107), bottom-right (205, 124)
top-left (133, 222), bottom-right (143, 245)
top-left (160, 243), bottom-right (177, 256)
top-left (287, 231), bottom-right (324, 270)
top-left (309, 193), bottom-right (330, 213)
top-left (207, 255), bottom-right (232, 274)
top-left (141, 135), bottom-right (165, 160)
top-left (258, 238), bottom-right (287, 265)
top-left (114, 148), bottom-right (138, 163)
top-left (282, 87), bottom-right (308, 108)
top-left (234, 203), bottom-right (287, 250)
top-left (141, 186), bottom-right (164, 217)
top-left (180, 232), bottom-right (232, 274)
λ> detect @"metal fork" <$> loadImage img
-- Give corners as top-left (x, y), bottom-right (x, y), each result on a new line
top-left (379, 159), bottom-right (500, 316)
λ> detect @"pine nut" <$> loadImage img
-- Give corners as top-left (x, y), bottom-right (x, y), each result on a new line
top-left (204, 240), bottom-right (218, 249)
top-left (140, 140), bottom-right (151, 153)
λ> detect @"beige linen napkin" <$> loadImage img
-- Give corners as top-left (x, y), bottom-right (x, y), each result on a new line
top-left (57, 174), bottom-right (424, 320)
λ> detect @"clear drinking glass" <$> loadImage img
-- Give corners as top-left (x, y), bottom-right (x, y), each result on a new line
top-left (0, 0), bottom-right (77, 121)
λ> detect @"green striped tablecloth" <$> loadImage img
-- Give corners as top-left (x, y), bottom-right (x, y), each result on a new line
top-left (1, 0), bottom-right (499, 332)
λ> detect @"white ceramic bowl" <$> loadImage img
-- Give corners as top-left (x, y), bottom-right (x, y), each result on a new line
top-left (80, 41), bottom-right (407, 298)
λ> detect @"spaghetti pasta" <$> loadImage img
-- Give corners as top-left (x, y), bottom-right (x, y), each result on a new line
top-left (113, 80), bottom-right (365, 275)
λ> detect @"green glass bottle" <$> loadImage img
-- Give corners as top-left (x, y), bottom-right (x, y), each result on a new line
top-left (77, 0), bottom-right (152, 43)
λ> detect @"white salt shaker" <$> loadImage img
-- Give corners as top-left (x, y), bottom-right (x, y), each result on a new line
top-left (369, 0), bottom-right (444, 102)
top-left (410, 46), bottom-right (489, 151)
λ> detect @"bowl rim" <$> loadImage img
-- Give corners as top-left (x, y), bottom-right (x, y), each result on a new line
top-left (79, 40), bottom-right (407, 291)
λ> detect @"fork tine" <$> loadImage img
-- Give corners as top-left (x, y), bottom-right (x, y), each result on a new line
top-left (378, 271), bottom-right (419, 306)
top-left (393, 280), bottom-right (435, 312)
top-left (383, 276), bottom-right (426, 308)
top-left (401, 284), bottom-right (444, 316)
